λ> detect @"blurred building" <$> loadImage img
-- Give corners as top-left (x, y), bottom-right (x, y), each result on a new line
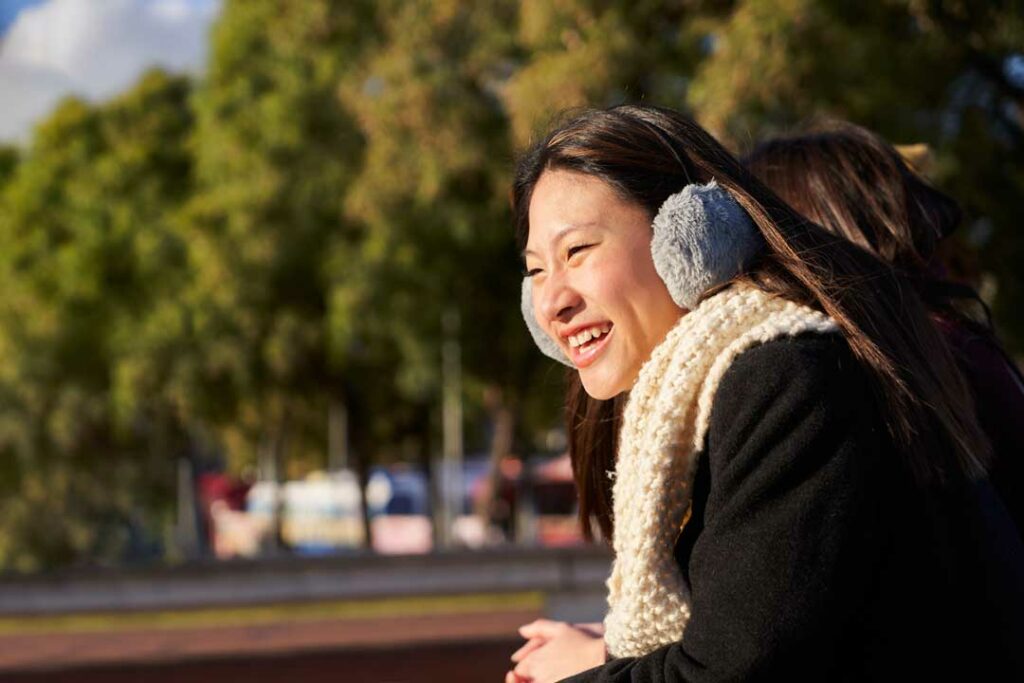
top-left (201, 454), bottom-right (583, 560)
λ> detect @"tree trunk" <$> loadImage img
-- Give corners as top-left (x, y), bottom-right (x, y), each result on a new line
top-left (257, 405), bottom-right (290, 557)
top-left (478, 385), bottom-right (515, 541)
top-left (354, 446), bottom-right (373, 551)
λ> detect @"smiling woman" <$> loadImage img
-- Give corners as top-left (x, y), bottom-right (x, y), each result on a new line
top-left (505, 105), bottom-right (1024, 683)
top-left (524, 170), bottom-right (682, 399)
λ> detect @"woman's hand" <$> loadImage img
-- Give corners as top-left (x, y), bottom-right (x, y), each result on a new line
top-left (506, 619), bottom-right (606, 683)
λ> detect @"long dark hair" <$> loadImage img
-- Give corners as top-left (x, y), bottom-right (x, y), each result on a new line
top-left (512, 105), bottom-right (990, 542)
top-left (743, 122), bottom-right (996, 327)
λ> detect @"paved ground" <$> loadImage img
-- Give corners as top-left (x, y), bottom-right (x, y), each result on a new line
top-left (1, 638), bottom-right (522, 683)
top-left (0, 601), bottom-right (540, 682)
top-left (0, 548), bottom-right (614, 682)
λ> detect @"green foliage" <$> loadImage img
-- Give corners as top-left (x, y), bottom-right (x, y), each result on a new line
top-left (182, 0), bottom-right (374, 469)
top-left (0, 71), bottom-right (194, 571)
top-left (504, 0), bottom-right (701, 144)
top-left (0, 146), bottom-right (17, 189)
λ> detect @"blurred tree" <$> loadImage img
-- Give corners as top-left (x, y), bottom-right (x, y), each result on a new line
top-left (687, 0), bottom-right (1024, 347)
top-left (0, 146), bottom-right (18, 188)
top-left (503, 0), bottom-right (704, 145)
top-left (182, 0), bottom-right (376, 548)
top-left (0, 70), bottom-right (194, 571)
top-left (339, 0), bottom-right (579, 540)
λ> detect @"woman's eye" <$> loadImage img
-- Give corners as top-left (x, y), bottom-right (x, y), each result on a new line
top-left (567, 244), bottom-right (593, 259)
top-left (524, 267), bottom-right (543, 278)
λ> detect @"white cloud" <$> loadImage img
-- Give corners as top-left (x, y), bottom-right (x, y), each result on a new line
top-left (0, 0), bottom-right (221, 143)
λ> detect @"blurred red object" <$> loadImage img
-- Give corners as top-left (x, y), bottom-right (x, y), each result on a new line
top-left (198, 472), bottom-right (251, 511)
top-left (198, 472), bottom-right (252, 550)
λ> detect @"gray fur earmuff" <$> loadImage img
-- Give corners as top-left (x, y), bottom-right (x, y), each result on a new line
top-left (651, 180), bottom-right (762, 310)
top-left (521, 278), bottom-right (573, 366)
top-left (521, 180), bottom-right (761, 365)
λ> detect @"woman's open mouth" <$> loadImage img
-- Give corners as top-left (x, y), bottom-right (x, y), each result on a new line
top-left (567, 323), bottom-right (613, 368)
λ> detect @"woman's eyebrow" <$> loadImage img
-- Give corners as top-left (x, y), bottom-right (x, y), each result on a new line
top-left (522, 222), bottom-right (599, 258)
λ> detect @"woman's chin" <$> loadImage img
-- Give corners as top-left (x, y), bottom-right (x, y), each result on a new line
top-left (579, 372), bottom-right (627, 401)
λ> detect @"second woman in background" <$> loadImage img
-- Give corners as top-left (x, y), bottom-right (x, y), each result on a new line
top-left (745, 123), bottom-right (1024, 536)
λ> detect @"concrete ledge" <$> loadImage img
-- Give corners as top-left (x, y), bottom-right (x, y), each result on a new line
top-left (0, 546), bottom-right (612, 616)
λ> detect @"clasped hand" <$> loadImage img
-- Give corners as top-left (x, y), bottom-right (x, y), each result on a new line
top-left (506, 619), bottom-right (606, 683)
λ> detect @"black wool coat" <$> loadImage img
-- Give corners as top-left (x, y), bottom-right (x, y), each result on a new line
top-left (566, 334), bottom-right (1024, 682)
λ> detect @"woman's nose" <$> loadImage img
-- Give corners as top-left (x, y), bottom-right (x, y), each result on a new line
top-left (537, 271), bottom-right (581, 324)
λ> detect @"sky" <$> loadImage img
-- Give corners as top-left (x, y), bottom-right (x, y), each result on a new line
top-left (0, 1), bottom-right (44, 34)
top-left (0, 0), bottom-right (221, 143)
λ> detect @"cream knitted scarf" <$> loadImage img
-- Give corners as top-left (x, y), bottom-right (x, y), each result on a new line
top-left (603, 283), bottom-right (839, 658)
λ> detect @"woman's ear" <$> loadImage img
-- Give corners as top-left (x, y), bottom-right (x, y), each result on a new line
top-left (521, 278), bottom-right (573, 366)
top-left (651, 181), bottom-right (763, 309)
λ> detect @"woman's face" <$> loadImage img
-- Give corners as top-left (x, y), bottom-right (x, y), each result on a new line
top-left (524, 170), bottom-right (685, 399)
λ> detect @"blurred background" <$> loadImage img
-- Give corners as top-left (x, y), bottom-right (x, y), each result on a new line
top-left (0, 0), bottom-right (1021, 680)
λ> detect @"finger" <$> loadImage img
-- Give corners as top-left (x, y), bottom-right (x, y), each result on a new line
top-left (514, 658), bottom-right (535, 680)
top-left (515, 618), bottom-right (544, 635)
top-left (511, 637), bottom-right (546, 662)
top-left (511, 638), bottom-right (540, 662)
top-left (518, 618), bottom-right (564, 639)
top-left (508, 669), bottom-right (531, 683)
top-left (575, 621), bottom-right (605, 637)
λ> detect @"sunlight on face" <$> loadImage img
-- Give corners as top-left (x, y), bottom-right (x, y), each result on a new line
top-left (524, 170), bottom-right (685, 399)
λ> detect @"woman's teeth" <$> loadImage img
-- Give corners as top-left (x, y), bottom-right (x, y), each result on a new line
top-left (568, 325), bottom-right (611, 349)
